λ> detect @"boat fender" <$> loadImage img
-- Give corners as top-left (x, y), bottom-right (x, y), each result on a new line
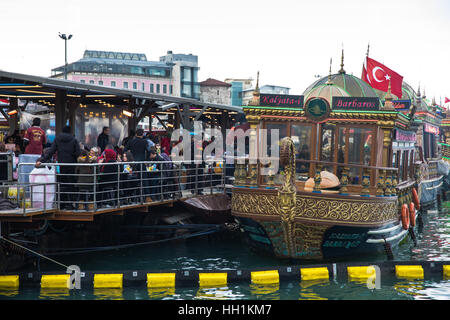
top-left (401, 204), bottom-right (410, 230)
top-left (409, 203), bottom-right (416, 227)
top-left (412, 188), bottom-right (420, 210)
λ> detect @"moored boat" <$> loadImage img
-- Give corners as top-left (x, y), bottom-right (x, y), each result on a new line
top-left (231, 64), bottom-right (423, 260)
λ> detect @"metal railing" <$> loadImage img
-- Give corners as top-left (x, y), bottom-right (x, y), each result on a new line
top-left (0, 181), bottom-right (59, 214)
top-left (16, 160), bottom-right (228, 212)
top-left (0, 152), bottom-right (14, 182)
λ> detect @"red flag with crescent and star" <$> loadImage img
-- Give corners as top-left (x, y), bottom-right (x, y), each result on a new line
top-left (445, 97), bottom-right (450, 104)
top-left (362, 56), bottom-right (403, 98)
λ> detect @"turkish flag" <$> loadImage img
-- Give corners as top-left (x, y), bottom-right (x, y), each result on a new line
top-left (362, 57), bottom-right (403, 99)
top-left (445, 97), bottom-right (450, 104)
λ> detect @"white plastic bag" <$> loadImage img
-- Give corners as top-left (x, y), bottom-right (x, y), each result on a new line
top-left (29, 167), bottom-right (56, 209)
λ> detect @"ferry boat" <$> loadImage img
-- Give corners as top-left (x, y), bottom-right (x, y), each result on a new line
top-left (231, 66), bottom-right (423, 261)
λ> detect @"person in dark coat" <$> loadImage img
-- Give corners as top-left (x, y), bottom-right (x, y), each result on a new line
top-left (36, 125), bottom-right (81, 210)
top-left (98, 148), bottom-right (118, 207)
top-left (97, 127), bottom-right (110, 153)
top-left (124, 128), bottom-right (149, 161)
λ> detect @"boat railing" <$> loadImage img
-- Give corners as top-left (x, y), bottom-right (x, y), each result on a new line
top-left (293, 159), bottom-right (399, 196)
top-left (233, 156), bottom-right (403, 197)
top-left (0, 152), bottom-right (14, 182)
top-left (13, 160), bottom-right (229, 212)
top-left (0, 181), bottom-right (59, 214)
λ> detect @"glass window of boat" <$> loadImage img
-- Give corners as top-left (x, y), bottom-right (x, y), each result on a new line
top-left (320, 124), bottom-right (335, 172)
top-left (347, 127), bottom-right (373, 185)
top-left (291, 124), bottom-right (312, 179)
top-left (409, 149), bottom-right (414, 179)
top-left (397, 150), bottom-right (403, 182)
top-left (264, 123), bottom-right (287, 157)
top-left (261, 122), bottom-right (287, 184)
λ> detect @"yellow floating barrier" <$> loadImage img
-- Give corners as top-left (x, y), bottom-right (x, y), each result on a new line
top-left (0, 275), bottom-right (19, 288)
top-left (199, 273), bottom-right (227, 287)
top-left (41, 275), bottom-right (70, 288)
top-left (443, 265), bottom-right (450, 279)
top-left (301, 267), bottom-right (329, 281)
top-left (147, 273), bottom-right (176, 288)
top-left (347, 266), bottom-right (376, 280)
top-left (93, 274), bottom-right (123, 289)
top-left (395, 265), bottom-right (424, 279)
top-left (251, 270), bottom-right (279, 284)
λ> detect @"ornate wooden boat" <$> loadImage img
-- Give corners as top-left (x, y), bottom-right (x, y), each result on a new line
top-left (231, 68), bottom-right (423, 260)
top-left (408, 90), bottom-right (446, 209)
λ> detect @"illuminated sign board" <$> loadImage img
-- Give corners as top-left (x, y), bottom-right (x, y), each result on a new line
top-left (259, 94), bottom-right (304, 108)
top-left (332, 97), bottom-right (379, 111)
top-left (424, 123), bottom-right (439, 135)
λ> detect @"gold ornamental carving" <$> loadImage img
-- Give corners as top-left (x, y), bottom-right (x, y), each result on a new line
top-left (232, 190), bottom-right (399, 226)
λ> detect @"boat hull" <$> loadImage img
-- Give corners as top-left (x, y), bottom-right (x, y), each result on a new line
top-left (232, 187), bottom-right (410, 260)
top-left (419, 176), bottom-right (443, 209)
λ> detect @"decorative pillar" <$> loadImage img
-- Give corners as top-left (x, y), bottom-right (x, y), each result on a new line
top-left (55, 89), bottom-right (67, 135)
top-left (361, 167), bottom-right (370, 196)
top-left (384, 169), bottom-right (392, 196)
top-left (246, 114), bottom-right (260, 187)
top-left (376, 169), bottom-right (385, 197)
top-left (339, 166), bottom-right (349, 195)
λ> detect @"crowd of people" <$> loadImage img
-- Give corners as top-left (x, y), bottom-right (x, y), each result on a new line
top-left (0, 117), bottom-right (224, 210)
top-left (2, 118), bottom-right (217, 210)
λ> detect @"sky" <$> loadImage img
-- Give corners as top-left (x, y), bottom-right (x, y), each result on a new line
top-left (0, 0), bottom-right (449, 101)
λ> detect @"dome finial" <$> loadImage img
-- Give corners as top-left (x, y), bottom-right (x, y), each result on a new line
top-left (339, 44), bottom-right (345, 74)
top-left (383, 79), bottom-right (395, 110)
top-left (326, 58), bottom-right (333, 84)
top-left (248, 71), bottom-right (260, 106)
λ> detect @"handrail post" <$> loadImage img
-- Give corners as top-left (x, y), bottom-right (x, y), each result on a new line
top-left (391, 170), bottom-right (398, 196)
top-left (313, 164), bottom-right (322, 193)
top-left (384, 169), bottom-right (392, 196)
top-left (160, 162), bottom-right (163, 201)
top-left (93, 165), bottom-right (97, 211)
top-left (339, 166), bottom-right (349, 195)
top-left (140, 163), bottom-right (144, 204)
top-left (195, 163), bottom-right (198, 195)
top-left (361, 167), bottom-right (370, 197)
top-left (376, 169), bottom-right (385, 197)
top-left (117, 163), bottom-right (120, 208)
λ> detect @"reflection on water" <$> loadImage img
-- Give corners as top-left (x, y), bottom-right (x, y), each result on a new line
top-left (1, 206), bottom-right (449, 300)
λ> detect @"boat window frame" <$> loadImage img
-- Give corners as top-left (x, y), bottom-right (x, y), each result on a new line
top-left (330, 123), bottom-right (377, 184)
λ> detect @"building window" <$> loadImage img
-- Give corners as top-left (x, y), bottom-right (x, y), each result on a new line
top-left (99, 80), bottom-right (104, 86)
top-left (89, 80), bottom-right (94, 84)
top-left (170, 85), bottom-right (173, 95)
top-left (133, 82), bottom-right (137, 90)
top-left (142, 83), bottom-right (145, 91)
top-left (163, 84), bottom-right (167, 94)
top-left (156, 84), bottom-right (160, 93)
top-left (150, 83), bottom-right (154, 93)
top-left (182, 84), bottom-right (192, 97)
top-left (123, 82), bottom-right (128, 89)
top-left (111, 81), bottom-right (116, 87)
top-left (80, 80), bottom-right (85, 84)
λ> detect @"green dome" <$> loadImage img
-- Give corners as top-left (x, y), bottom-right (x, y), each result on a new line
top-left (303, 72), bottom-right (381, 108)
top-left (303, 83), bottom-right (350, 105)
top-left (375, 81), bottom-right (416, 101)
top-left (303, 73), bottom-right (380, 99)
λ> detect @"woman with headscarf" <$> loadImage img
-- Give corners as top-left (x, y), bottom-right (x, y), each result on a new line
top-left (98, 148), bottom-right (118, 208)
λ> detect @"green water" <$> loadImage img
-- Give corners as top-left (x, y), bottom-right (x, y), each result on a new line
top-left (1, 206), bottom-right (449, 300)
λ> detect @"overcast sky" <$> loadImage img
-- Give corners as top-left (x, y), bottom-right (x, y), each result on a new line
top-left (0, 0), bottom-right (449, 101)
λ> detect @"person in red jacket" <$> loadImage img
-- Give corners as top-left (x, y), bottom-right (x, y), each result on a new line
top-left (24, 117), bottom-right (46, 155)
